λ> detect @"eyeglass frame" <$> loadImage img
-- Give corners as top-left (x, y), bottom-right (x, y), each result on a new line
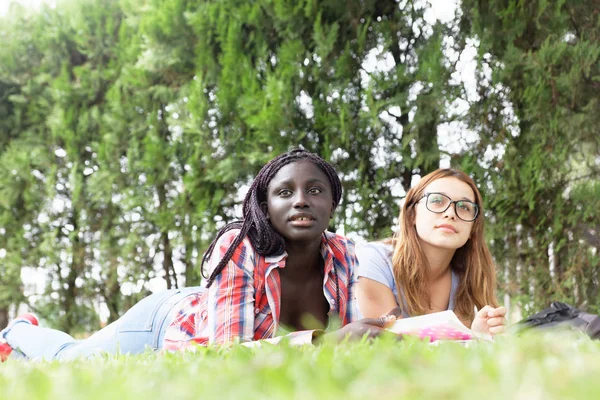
top-left (414, 192), bottom-right (480, 222)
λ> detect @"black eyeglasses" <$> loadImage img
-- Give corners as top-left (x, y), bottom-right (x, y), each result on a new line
top-left (416, 192), bottom-right (479, 222)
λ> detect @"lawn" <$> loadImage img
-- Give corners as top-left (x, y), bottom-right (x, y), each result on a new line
top-left (1, 331), bottom-right (599, 399)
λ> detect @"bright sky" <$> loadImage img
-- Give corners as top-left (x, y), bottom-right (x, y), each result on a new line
top-left (0, 0), bottom-right (55, 15)
top-left (0, 0), bottom-right (454, 16)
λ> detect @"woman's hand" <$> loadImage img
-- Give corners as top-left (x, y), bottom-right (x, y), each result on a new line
top-left (318, 308), bottom-right (402, 344)
top-left (327, 315), bottom-right (397, 342)
top-left (471, 305), bottom-right (507, 335)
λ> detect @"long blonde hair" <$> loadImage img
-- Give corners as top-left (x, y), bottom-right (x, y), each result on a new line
top-left (389, 168), bottom-right (498, 323)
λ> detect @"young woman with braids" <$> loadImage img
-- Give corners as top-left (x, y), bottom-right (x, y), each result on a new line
top-left (355, 168), bottom-right (507, 336)
top-left (1, 149), bottom-right (395, 362)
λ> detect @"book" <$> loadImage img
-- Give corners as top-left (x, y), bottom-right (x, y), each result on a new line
top-left (387, 310), bottom-right (492, 342)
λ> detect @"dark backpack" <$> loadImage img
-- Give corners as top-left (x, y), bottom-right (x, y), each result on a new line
top-left (514, 301), bottom-right (600, 339)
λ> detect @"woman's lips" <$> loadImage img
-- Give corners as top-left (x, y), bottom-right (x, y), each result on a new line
top-left (436, 224), bottom-right (458, 233)
top-left (289, 214), bottom-right (316, 227)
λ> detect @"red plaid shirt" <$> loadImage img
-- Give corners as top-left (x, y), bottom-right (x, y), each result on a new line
top-left (163, 230), bottom-right (358, 349)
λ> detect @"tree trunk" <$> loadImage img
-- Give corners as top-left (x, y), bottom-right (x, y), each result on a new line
top-left (64, 207), bottom-right (84, 333)
top-left (0, 308), bottom-right (8, 330)
top-left (105, 255), bottom-right (122, 323)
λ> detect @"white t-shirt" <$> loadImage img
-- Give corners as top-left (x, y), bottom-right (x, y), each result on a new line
top-left (356, 241), bottom-right (459, 318)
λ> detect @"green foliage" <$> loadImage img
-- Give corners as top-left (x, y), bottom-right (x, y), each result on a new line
top-left (1, 0), bottom-right (456, 329)
top-left (459, 0), bottom-right (600, 312)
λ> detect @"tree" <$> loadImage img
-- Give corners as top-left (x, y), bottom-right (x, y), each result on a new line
top-left (459, 0), bottom-right (600, 313)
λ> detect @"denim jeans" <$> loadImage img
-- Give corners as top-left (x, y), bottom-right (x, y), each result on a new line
top-left (1, 286), bottom-right (204, 361)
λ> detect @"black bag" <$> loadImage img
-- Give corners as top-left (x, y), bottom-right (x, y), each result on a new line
top-left (514, 301), bottom-right (600, 339)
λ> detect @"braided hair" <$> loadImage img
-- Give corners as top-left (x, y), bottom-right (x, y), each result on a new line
top-left (202, 148), bottom-right (343, 288)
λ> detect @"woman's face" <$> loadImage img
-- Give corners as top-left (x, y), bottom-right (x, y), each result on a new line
top-left (265, 161), bottom-right (334, 244)
top-left (413, 177), bottom-right (476, 251)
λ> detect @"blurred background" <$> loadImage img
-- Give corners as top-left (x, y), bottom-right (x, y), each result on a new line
top-left (0, 0), bottom-right (598, 334)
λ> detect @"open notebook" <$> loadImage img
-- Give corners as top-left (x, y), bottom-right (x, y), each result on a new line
top-left (387, 310), bottom-right (492, 342)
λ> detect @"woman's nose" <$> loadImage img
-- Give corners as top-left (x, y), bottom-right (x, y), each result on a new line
top-left (443, 203), bottom-right (457, 219)
top-left (293, 192), bottom-right (309, 208)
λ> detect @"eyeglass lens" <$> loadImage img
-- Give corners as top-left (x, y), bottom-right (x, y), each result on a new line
top-left (426, 193), bottom-right (478, 221)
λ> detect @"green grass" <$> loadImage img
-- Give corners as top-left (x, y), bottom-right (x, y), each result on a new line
top-left (2, 332), bottom-right (599, 399)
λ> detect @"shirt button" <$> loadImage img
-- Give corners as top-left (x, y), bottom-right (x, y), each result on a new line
top-left (255, 308), bottom-right (261, 314)
top-left (330, 299), bottom-right (336, 305)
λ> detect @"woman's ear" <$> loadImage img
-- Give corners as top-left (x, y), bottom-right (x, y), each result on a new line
top-left (261, 202), bottom-right (269, 220)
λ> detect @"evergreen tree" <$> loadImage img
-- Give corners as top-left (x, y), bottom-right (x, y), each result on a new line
top-left (459, 0), bottom-right (600, 313)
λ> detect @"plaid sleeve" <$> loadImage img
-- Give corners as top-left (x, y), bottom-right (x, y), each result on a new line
top-left (207, 231), bottom-right (257, 344)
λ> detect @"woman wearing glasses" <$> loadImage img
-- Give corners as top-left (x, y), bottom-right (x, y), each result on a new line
top-left (355, 168), bottom-right (506, 335)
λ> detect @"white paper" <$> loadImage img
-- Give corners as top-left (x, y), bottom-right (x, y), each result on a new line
top-left (387, 310), bottom-right (492, 341)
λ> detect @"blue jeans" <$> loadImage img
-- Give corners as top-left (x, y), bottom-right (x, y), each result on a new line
top-left (1, 286), bottom-right (204, 361)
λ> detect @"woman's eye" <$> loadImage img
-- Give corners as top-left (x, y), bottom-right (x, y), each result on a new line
top-left (430, 196), bottom-right (443, 203)
top-left (278, 189), bottom-right (292, 196)
top-left (457, 202), bottom-right (471, 211)
top-left (308, 187), bottom-right (322, 194)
